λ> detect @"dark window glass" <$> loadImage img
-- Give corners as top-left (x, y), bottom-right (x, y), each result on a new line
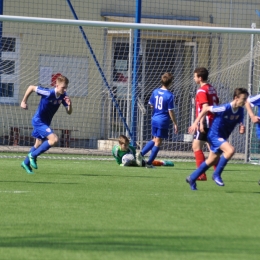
top-left (0, 60), bottom-right (15, 74)
top-left (113, 43), bottom-right (129, 82)
top-left (1, 37), bottom-right (16, 52)
top-left (0, 83), bottom-right (14, 97)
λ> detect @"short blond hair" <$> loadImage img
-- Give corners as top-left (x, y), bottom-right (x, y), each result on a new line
top-left (56, 75), bottom-right (69, 86)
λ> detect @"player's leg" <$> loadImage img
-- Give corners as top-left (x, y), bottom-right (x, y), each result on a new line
top-left (186, 151), bottom-right (219, 190)
top-left (206, 142), bottom-right (219, 171)
top-left (146, 136), bottom-right (163, 168)
top-left (140, 139), bottom-right (155, 156)
top-left (31, 133), bottom-right (58, 157)
top-left (192, 129), bottom-right (209, 180)
top-left (21, 138), bottom-right (42, 174)
top-left (212, 142), bottom-right (235, 186)
top-left (136, 127), bottom-right (157, 166)
top-left (28, 125), bottom-right (58, 169)
top-left (256, 126), bottom-right (260, 184)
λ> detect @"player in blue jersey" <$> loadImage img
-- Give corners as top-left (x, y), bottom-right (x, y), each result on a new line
top-left (186, 88), bottom-right (248, 190)
top-left (20, 75), bottom-right (72, 174)
top-left (245, 94), bottom-right (260, 185)
top-left (136, 72), bottom-right (178, 168)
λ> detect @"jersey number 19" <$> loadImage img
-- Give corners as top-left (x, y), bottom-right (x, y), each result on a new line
top-left (155, 95), bottom-right (163, 110)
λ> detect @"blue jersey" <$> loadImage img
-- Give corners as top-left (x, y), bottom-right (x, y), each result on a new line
top-left (208, 103), bottom-right (244, 140)
top-left (149, 88), bottom-right (174, 129)
top-left (248, 94), bottom-right (260, 116)
top-left (32, 86), bottom-right (68, 126)
top-left (248, 94), bottom-right (260, 137)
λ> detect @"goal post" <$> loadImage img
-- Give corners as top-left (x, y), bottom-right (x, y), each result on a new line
top-left (0, 15), bottom-right (260, 162)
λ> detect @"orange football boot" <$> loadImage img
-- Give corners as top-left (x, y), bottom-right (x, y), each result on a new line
top-left (197, 173), bottom-right (207, 181)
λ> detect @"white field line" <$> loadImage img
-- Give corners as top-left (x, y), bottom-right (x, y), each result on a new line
top-left (0, 191), bottom-right (30, 193)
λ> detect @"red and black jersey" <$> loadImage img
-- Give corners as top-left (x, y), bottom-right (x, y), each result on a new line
top-left (195, 83), bottom-right (219, 127)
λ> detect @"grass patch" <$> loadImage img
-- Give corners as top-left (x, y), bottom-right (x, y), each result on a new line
top-left (0, 158), bottom-right (260, 259)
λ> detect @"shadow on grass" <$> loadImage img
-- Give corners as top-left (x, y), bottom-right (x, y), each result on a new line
top-left (78, 174), bottom-right (164, 178)
top-left (0, 229), bottom-right (259, 255)
top-left (0, 180), bottom-right (79, 185)
top-left (225, 191), bottom-right (260, 194)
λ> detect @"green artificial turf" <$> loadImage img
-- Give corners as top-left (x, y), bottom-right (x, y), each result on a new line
top-left (0, 158), bottom-right (260, 259)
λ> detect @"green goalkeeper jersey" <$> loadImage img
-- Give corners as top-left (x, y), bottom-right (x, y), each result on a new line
top-left (112, 144), bottom-right (136, 164)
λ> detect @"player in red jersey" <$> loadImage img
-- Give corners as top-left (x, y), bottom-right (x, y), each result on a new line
top-left (192, 67), bottom-right (219, 181)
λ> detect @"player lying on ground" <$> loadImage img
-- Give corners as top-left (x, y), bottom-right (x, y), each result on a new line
top-left (20, 75), bottom-right (72, 174)
top-left (112, 135), bottom-right (139, 166)
top-left (186, 87), bottom-right (248, 190)
top-left (136, 72), bottom-right (177, 168)
top-left (112, 135), bottom-right (174, 167)
top-left (192, 67), bottom-right (219, 181)
top-left (245, 94), bottom-right (260, 185)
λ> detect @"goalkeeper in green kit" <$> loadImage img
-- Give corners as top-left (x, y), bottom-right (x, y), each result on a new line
top-left (112, 135), bottom-right (139, 166)
top-left (112, 135), bottom-right (174, 167)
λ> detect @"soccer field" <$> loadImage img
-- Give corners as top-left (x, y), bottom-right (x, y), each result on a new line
top-left (1, 156), bottom-right (260, 260)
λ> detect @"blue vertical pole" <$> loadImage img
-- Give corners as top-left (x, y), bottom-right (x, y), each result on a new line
top-left (66, 0), bottom-right (132, 136)
top-left (0, 0), bottom-right (3, 89)
top-left (131, 0), bottom-right (142, 147)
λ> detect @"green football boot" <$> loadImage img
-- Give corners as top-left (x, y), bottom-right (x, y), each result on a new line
top-left (21, 161), bottom-right (34, 174)
top-left (28, 152), bottom-right (38, 169)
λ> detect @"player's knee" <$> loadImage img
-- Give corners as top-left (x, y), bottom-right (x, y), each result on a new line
top-left (192, 142), bottom-right (199, 151)
top-left (230, 147), bottom-right (235, 156)
top-left (53, 136), bottom-right (59, 145)
top-left (154, 138), bottom-right (163, 146)
top-left (48, 135), bottom-right (59, 146)
top-left (156, 140), bottom-right (162, 146)
top-left (226, 147), bottom-right (235, 159)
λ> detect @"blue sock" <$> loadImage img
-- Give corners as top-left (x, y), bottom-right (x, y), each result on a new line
top-left (31, 140), bottom-right (51, 157)
top-left (213, 156), bottom-right (229, 177)
top-left (24, 146), bottom-right (37, 165)
top-left (141, 140), bottom-right (155, 156)
top-left (147, 146), bottom-right (160, 165)
top-left (190, 162), bottom-right (210, 181)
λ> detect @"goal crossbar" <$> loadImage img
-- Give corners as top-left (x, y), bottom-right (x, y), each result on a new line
top-left (0, 15), bottom-right (260, 34)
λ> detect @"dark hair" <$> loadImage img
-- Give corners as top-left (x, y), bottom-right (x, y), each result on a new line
top-left (194, 67), bottom-right (209, 81)
top-left (233, 88), bottom-right (249, 99)
top-left (161, 72), bottom-right (173, 88)
top-left (118, 135), bottom-right (130, 144)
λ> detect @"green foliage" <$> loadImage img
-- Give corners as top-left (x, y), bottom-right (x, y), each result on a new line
top-left (0, 159), bottom-right (260, 260)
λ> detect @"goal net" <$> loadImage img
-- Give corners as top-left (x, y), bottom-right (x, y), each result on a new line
top-left (0, 12), bottom-right (260, 162)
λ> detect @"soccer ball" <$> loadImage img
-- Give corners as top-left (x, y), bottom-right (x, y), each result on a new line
top-left (122, 153), bottom-right (135, 166)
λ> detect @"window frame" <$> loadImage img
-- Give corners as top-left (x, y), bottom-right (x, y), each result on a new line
top-left (0, 34), bottom-right (20, 104)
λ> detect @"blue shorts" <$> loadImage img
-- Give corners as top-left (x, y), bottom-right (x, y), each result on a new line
top-left (32, 123), bottom-right (54, 140)
top-left (152, 126), bottom-right (168, 138)
top-left (208, 135), bottom-right (226, 154)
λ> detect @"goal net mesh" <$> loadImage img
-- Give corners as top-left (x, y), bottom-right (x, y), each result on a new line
top-left (0, 0), bottom-right (260, 162)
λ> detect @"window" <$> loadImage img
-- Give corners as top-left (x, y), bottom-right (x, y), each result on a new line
top-left (0, 35), bottom-right (20, 103)
top-left (0, 60), bottom-right (15, 75)
top-left (39, 55), bottom-right (88, 97)
top-left (0, 83), bottom-right (14, 97)
top-left (2, 37), bottom-right (16, 52)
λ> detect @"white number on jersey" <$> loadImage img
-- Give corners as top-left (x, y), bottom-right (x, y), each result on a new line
top-left (155, 95), bottom-right (163, 110)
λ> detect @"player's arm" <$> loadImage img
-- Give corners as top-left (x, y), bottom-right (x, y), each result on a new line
top-left (189, 106), bottom-right (212, 134)
top-left (199, 103), bottom-right (209, 133)
top-left (64, 96), bottom-right (73, 115)
top-left (169, 109), bottom-right (178, 134)
top-left (245, 100), bottom-right (260, 123)
top-left (148, 91), bottom-right (155, 109)
top-left (239, 123), bottom-right (245, 134)
top-left (112, 146), bottom-right (121, 165)
top-left (20, 85), bottom-right (37, 110)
